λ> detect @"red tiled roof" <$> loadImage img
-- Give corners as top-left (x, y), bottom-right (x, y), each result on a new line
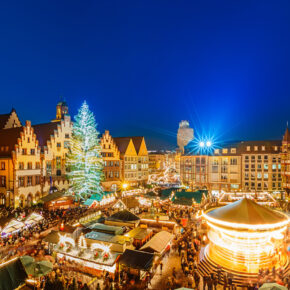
top-left (33, 122), bottom-right (59, 147)
top-left (113, 137), bottom-right (132, 154)
top-left (131, 136), bottom-right (144, 154)
top-left (0, 113), bottom-right (11, 129)
top-left (0, 127), bottom-right (23, 157)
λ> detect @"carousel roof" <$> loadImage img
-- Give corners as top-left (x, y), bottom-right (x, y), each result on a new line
top-left (206, 198), bottom-right (288, 225)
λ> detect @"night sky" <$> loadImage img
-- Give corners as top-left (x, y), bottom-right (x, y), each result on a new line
top-left (0, 1), bottom-right (289, 150)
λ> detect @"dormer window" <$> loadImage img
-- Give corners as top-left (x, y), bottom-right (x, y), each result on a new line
top-left (246, 146), bottom-right (250, 151)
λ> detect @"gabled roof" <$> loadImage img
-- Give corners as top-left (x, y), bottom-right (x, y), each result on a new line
top-left (108, 209), bottom-right (140, 222)
top-left (113, 137), bottom-right (132, 154)
top-left (0, 127), bottom-right (23, 157)
top-left (0, 258), bottom-right (27, 290)
top-left (206, 198), bottom-right (287, 225)
top-left (131, 137), bottom-right (144, 154)
top-left (119, 249), bottom-right (154, 270)
top-left (33, 122), bottom-right (59, 147)
top-left (283, 127), bottom-right (290, 142)
top-left (0, 108), bottom-right (22, 129)
top-left (140, 231), bottom-right (174, 253)
top-left (0, 113), bottom-right (10, 128)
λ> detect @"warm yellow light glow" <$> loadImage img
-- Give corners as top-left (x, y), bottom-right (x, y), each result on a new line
top-left (203, 211), bottom-right (289, 230)
top-left (122, 183), bottom-right (128, 189)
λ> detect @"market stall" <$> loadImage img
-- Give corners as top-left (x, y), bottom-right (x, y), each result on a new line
top-left (24, 212), bottom-right (43, 227)
top-left (140, 230), bottom-right (174, 255)
top-left (1, 219), bottom-right (25, 237)
top-left (118, 249), bottom-right (155, 279)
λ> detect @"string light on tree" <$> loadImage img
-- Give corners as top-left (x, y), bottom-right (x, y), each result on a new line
top-left (66, 101), bottom-right (104, 200)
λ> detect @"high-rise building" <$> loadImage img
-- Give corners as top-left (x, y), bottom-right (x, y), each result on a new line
top-left (177, 120), bottom-right (194, 153)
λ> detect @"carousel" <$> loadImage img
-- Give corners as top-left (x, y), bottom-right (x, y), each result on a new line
top-left (203, 198), bottom-right (289, 275)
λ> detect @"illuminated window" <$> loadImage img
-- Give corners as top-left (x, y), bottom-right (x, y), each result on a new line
top-left (246, 146), bottom-right (250, 151)
top-left (254, 146), bottom-right (258, 151)
top-left (222, 149), bottom-right (228, 154)
top-left (0, 162), bottom-right (5, 170)
top-left (231, 148), bottom-right (236, 154)
top-left (262, 146), bottom-right (265, 151)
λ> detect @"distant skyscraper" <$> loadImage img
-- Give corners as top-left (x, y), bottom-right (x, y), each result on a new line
top-left (177, 120), bottom-right (194, 153)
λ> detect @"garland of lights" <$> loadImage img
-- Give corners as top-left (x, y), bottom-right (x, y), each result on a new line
top-left (66, 101), bottom-right (104, 200)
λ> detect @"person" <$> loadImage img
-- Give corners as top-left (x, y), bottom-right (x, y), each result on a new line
top-left (160, 261), bottom-right (163, 274)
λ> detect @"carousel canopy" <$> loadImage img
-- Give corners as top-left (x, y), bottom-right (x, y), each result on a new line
top-left (206, 198), bottom-right (287, 225)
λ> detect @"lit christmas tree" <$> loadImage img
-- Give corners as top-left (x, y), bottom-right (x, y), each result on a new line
top-left (66, 101), bottom-right (104, 200)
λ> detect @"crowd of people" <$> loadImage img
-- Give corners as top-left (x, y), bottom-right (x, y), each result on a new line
top-left (0, 197), bottom-right (289, 290)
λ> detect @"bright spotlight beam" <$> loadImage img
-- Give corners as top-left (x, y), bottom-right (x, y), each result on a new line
top-left (199, 141), bottom-right (205, 148)
top-left (206, 141), bottom-right (212, 147)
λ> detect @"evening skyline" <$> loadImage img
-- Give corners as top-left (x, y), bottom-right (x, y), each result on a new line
top-left (0, 1), bottom-right (289, 149)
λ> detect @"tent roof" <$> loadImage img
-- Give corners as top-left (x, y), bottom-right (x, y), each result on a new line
top-left (0, 258), bottom-right (27, 290)
top-left (119, 249), bottom-right (154, 270)
top-left (140, 231), bottom-right (174, 253)
top-left (87, 223), bottom-right (124, 235)
top-left (41, 191), bottom-right (71, 203)
top-left (108, 210), bottom-right (140, 222)
top-left (206, 198), bottom-right (288, 225)
top-left (126, 227), bottom-right (152, 240)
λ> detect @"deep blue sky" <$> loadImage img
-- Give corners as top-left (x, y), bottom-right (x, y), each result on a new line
top-left (0, 1), bottom-right (289, 149)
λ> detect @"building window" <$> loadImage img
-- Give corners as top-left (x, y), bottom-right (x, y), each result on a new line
top-left (27, 162), bottom-right (33, 170)
top-left (19, 177), bottom-right (25, 187)
top-left (0, 176), bottom-right (6, 187)
top-left (46, 162), bottom-right (52, 174)
top-left (27, 137), bottom-right (30, 143)
top-left (264, 155), bottom-right (268, 161)
top-left (230, 158), bottom-right (237, 165)
top-left (65, 134), bottom-right (70, 138)
top-left (257, 172), bottom-right (262, 179)
top-left (0, 162), bottom-right (5, 170)
top-left (245, 155), bottom-right (249, 161)
top-left (264, 173), bottom-right (268, 179)
top-left (262, 146), bottom-right (265, 151)
top-left (214, 149), bottom-right (219, 154)
top-left (22, 148), bottom-right (27, 155)
top-left (272, 164), bottom-right (277, 170)
top-left (57, 143), bottom-right (61, 148)
top-left (30, 149), bottom-right (35, 155)
top-left (246, 146), bottom-right (250, 151)
top-left (254, 146), bottom-right (258, 151)
top-left (27, 176), bottom-right (32, 186)
top-left (231, 148), bottom-right (236, 154)
top-left (35, 162), bottom-right (40, 169)
top-left (251, 156), bottom-right (255, 161)
top-left (35, 176), bottom-right (40, 185)
top-left (19, 162), bottom-right (24, 170)
top-left (264, 164), bottom-right (268, 170)
top-left (222, 149), bottom-right (228, 154)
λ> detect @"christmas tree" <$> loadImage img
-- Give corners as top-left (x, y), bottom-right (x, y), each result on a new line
top-left (66, 101), bottom-right (104, 199)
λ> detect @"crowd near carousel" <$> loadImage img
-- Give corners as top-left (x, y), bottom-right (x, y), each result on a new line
top-left (0, 188), bottom-right (289, 290)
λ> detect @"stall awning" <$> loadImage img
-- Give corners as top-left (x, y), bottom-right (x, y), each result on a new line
top-left (119, 249), bottom-right (154, 271)
top-left (1, 219), bottom-right (25, 235)
top-left (0, 257), bottom-right (27, 290)
top-left (126, 227), bottom-right (152, 240)
top-left (140, 231), bottom-right (174, 254)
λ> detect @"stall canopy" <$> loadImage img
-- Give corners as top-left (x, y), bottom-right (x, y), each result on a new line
top-left (1, 219), bottom-right (25, 236)
top-left (126, 227), bottom-right (152, 241)
top-left (0, 258), bottom-right (28, 290)
top-left (107, 210), bottom-right (140, 222)
top-left (87, 223), bottom-right (124, 235)
top-left (24, 212), bottom-right (43, 226)
top-left (140, 231), bottom-right (174, 254)
top-left (119, 249), bottom-right (154, 271)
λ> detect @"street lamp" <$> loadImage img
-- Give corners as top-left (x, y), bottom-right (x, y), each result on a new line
top-left (206, 141), bottom-right (212, 147)
top-left (199, 141), bottom-right (205, 148)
